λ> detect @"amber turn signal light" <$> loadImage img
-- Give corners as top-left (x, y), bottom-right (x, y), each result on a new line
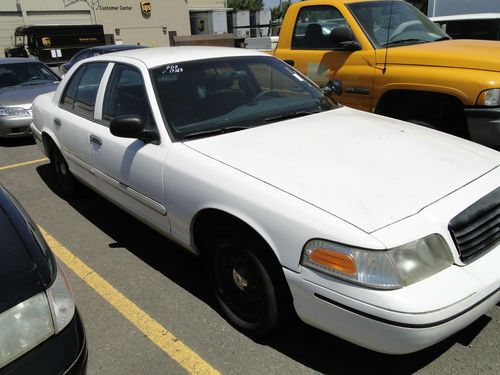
top-left (309, 248), bottom-right (357, 275)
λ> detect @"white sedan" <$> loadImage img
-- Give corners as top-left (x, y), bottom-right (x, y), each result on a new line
top-left (31, 46), bottom-right (500, 354)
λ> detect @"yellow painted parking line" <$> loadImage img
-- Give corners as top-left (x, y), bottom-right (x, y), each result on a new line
top-left (39, 227), bottom-right (220, 375)
top-left (0, 158), bottom-right (48, 171)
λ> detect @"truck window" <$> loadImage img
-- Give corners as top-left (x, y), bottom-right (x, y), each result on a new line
top-left (292, 6), bottom-right (350, 50)
top-left (348, 1), bottom-right (447, 47)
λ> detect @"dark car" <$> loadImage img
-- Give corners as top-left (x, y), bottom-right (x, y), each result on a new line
top-left (0, 185), bottom-right (87, 374)
top-left (60, 44), bottom-right (147, 75)
top-left (0, 58), bottom-right (60, 138)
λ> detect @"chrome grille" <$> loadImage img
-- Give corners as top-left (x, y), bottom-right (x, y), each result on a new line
top-left (448, 187), bottom-right (500, 262)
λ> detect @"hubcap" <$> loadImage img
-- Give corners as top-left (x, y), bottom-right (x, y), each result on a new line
top-left (232, 268), bottom-right (248, 291)
top-left (59, 159), bottom-right (67, 175)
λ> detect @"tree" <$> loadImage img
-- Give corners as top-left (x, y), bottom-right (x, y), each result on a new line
top-left (227, 0), bottom-right (264, 11)
top-left (271, 1), bottom-right (292, 21)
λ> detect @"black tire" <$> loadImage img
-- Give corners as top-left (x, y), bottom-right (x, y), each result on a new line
top-left (203, 225), bottom-right (284, 337)
top-left (51, 146), bottom-right (79, 199)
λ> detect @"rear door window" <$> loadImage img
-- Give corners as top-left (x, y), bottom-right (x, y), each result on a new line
top-left (60, 62), bottom-right (107, 118)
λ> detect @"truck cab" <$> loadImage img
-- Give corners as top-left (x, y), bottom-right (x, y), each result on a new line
top-left (273, 0), bottom-right (500, 149)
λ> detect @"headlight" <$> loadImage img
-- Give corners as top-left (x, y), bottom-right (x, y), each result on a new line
top-left (0, 107), bottom-right (29, 117)
top-left (0, 293), bottom-right (54, 368)
top-left (0, 264), bottom-right (75, 368)
top-left (301, 234), bottom-right (453, 289)
top-left (46, 264), bottom-right (76, 334)
top-left (477, 89), bottom-right (500, 106)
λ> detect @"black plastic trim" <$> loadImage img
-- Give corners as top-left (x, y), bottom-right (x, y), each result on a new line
top-left (314, 287), bottom-right (500, 329)
top-left (464, 106), bottom-right (500, 119)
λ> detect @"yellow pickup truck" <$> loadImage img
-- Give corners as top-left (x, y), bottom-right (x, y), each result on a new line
top-left (273, 0), bottom-right (500, 149)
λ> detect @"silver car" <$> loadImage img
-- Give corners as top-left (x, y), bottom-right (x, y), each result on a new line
top-left (0, 58), bottom-right (60, 138)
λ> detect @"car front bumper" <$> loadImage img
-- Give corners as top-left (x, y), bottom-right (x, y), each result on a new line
top-left (465, 107), bottom-right (500, 150)
top-left (284, 242), bottom-right (500, 354)
top-left (0, 309), bottom-right (87, 374)
top-left (0, 115), bottom-right (32, 138)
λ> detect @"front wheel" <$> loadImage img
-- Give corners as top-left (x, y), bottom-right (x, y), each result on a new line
top-left (51, 146), bottom-right (79, 199)
top-left (204, 226), bottom-right (283, 337)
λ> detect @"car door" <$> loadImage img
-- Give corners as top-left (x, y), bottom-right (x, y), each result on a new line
top-left (275, 3), bottom-right (376, 111)
top-left (90, 62), bottom-right (170, 234)
top-left (52, 62), bottom-right (108, 188)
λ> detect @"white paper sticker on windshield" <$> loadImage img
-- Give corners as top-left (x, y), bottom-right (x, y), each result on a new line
top-left (162, 65), bottom-right (184, 74)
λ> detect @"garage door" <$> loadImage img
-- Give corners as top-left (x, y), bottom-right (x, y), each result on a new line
top-left (0, 12), bottom-right (24, 54)
top-left (26, 10), bottom-right (92, 25)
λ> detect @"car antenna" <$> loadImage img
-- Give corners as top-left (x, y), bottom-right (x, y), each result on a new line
top-left (382, 0), bottom-right (394, 75)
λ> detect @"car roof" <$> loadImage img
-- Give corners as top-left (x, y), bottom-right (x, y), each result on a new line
top-left (90, 46), bottom-right (268, 69)
top-left (0, 57), bottom-right (41, 64)
top-left (0, 185), bottom-right (53, 313)
top-left (91, 44), bottom-right (147, 52)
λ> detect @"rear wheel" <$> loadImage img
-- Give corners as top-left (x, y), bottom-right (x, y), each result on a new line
top-left (51, 146), bottom-right (79, 199)
top-left (204, 226), bottom-right (283, 336)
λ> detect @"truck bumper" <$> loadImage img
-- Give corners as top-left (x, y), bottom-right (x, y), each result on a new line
top-left (464, 107), bottom-right (500, 150)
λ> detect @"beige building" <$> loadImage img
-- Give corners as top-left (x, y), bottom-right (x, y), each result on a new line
top-left (187, 0), bottom-right (232, 35)
top-left (187, 0), bottom-right (228, 11)
top-left (0, 0), bottom-right (191, 52)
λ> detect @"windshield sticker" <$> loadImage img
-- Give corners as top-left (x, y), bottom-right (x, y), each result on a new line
top-left (162, 65), bottom-right (184, 74)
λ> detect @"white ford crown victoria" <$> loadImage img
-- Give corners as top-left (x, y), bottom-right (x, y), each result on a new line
top-left (31, 46), bottom-right (499, 354)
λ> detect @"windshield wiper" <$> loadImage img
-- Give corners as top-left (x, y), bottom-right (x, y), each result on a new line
top-left (433, 36), bottom-right (451, 42)
top-left (381, 38), bottom-right (427, 47)
top-left (265, 110), bottom-right (320, 123)
top-left (182, 126), bottom-right (249, 140)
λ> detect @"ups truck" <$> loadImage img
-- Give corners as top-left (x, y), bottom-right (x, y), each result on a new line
top-left (5, 24), bottom-right (105, 66)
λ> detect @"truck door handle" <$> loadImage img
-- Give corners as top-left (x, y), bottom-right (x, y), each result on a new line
top-left (89, 135), bottom-right (102, 146)
top-left (284, 60), bottom-right (295, 67)
top-left (53, 118), bottom-right (61, 127)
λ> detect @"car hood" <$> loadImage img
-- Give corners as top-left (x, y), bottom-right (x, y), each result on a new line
top-left (0, 187), bottom-right (53, 313)
top-left (185, 107), bottom-right (500, 233)
top-left (378, 40), bottom-right (500, 72)
top-left (0, 82), bottom-right (59, 108)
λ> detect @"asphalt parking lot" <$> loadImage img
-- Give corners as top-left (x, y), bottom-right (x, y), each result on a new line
top-left (1, 137), bottom-right (499, 375)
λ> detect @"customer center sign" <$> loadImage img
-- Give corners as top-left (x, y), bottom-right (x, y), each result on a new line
top-left (98, 4), bottom-right (133, 11)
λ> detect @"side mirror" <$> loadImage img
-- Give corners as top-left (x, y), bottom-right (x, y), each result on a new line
top-left (330, 27), bottom-right (361, 51)
top-left (322, 79), bottom-right (344, 96)
top-left (110, 115), bottom-right (158, 143)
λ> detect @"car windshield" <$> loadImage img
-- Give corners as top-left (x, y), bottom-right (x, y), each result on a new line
top-left (151, 56), bottom-right (336, 140)
top-left (0, 62), bottom-right (59, 89)
top-left (348, 1), bottom-right (450, 48)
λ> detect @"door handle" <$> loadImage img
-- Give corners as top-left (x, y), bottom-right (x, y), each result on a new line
top-left (284, 59), bottom-right (295, 67)
top-left (53, 118), bottom-right (61, 127)
top-left (89, 135), bottom-right (102, 146)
